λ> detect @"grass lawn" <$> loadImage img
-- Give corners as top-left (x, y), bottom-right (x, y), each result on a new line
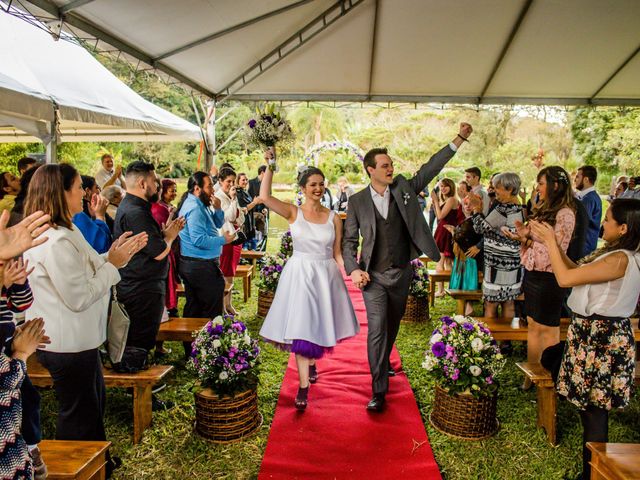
top-left (37, 190), bottom-right (640, 478)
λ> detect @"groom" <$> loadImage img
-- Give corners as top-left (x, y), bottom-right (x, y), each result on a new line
top-left (343, 122), bottom-right (473, 411)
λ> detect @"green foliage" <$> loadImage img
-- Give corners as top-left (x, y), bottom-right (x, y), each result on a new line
top-left (570, 107), bottom-right (640, 185)
top-left (0, 143), bottom-right (43, 174)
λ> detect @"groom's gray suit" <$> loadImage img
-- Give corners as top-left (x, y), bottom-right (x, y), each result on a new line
top-left (342, 144), bottom-right (457, 395)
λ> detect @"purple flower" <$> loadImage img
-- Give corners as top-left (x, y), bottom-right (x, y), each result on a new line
top-left (212, 325), bottom-right (223, 335)
top-left (451, 369), bottom-right (460, 381)
top-left (445, 345), bottom-right (455, 359)
top-left (462, 322), bottom-right (475, 331)
top-left (441, 316), bottom-right (454, 326)
top-left (248, 119), bottom-right (256, 128)
top-left (431, 342), bottom-right (446, 358)
top-left (486, 376), bottom-right (494, 385)
top-left (234, 364), bottom-right (243, 372)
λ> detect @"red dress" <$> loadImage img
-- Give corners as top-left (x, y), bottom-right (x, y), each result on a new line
top-left (433, 206), bottom-right (459, 258)
top-left (220, 243), bottom-right (242, 277)
top-left (151, 201), bottom-right (179, 310)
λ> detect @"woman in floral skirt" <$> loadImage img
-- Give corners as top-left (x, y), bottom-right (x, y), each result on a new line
top-left (530, 198), bottom-right (640, 480)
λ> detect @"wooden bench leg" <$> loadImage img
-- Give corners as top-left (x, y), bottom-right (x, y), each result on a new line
top-left (429, 281), bottom-right (435, 307)
top-left (242, 276), bottom-right (249, 302)
top-left (133, 385), bottom-right (153, 444)
top-left (247, 274), bottom-right (252, 299)
top-left (455, 298), bottom-right (465, 315)
top-left (251, 259), bottom-right (257, 278)
top-left (536, 384), bottom-right (558, 445)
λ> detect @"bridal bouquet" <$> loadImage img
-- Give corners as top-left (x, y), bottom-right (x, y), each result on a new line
top-left (245, 104), bottom-right (294, 171)
top-left (189, 315), bottom-right (260, 395)
top-left (422, 315), bottom-right (505, 397)
top-left (409, 259), bottom-right (430, 298)
top-left (279, 230), bottom-right (293, 257)
top-left (256, 253), bottom-right (287, 292)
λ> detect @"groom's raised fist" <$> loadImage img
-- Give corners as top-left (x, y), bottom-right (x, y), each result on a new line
top-left (459, 122), bottom-right (473, 139)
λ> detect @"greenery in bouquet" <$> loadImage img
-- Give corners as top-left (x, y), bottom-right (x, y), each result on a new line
top-left (245, 104), bottom-right (294, 155)
top-left (422, 315), bottom-right (505, 398)
top-left (255, 253), bottom-right (287, 292)
top-left (409, 259), bottom-right (430, 298)
top-left (188, 315), bottom-right (260, 396)
top-left (279, 230), bottom-right (293, 257)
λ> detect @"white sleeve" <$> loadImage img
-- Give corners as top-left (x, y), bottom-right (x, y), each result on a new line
top-left (42, 237), bottom-right (120, 313)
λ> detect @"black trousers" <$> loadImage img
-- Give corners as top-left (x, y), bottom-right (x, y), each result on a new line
top-left (580, 405), bottom-right (609, 480)
top-left (361, 265), bottom-right (413, 395)
top-left (120, 291), bottom-right (165, 351)
top-left (36, 349), bottom-right (106, 441)
top-left (20, 374), bottom-right (41, 445)
top-left (179, 257), bottom-right (225, 319)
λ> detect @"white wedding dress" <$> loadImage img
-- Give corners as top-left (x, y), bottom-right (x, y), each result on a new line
top-left (260, 208), bottom-right (359, 356)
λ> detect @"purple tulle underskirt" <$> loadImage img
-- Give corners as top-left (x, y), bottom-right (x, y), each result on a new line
top-left (266, 339), bottom-right (334, 359)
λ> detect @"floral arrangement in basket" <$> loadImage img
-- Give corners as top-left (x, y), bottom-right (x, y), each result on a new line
top-left (255, 253), bottom-right (287, 292)
top-left (422, 315), bottom-right (505, 397)
top-left (188, 315), bottom-right (260, 396)
top-left (279, 230), bottom-right (293, 258)
top-left (409, 259), bottom-right (430, 298)
top-left (245, 104), bottom-right (294, 170)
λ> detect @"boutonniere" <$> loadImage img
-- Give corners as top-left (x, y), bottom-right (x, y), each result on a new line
top-left (402, 192), bottom-right (411, 205)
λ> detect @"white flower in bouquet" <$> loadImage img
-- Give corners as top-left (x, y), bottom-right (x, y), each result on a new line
top-left (469, 365), bottom-right (482, 376)
top-left (211, 316), bottom-right (224, 326)
top-left (430, 333), bottom-right (443, 345)
top-left (212, 339), bottom-right (222, 349)
top-left (243, 334), bottom-right (251, 345)
top-left (422, 355), bottom-right (437, 371)
top-left (454, 315), bottom-right (466, 324)
top-left (471, 337), bottom-right (484, 352)
top-left (219, 372), bottom-right (229, 380)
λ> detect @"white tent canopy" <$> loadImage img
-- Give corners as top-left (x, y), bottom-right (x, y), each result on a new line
top-left (0, 11), bottom-right (201, 146)
top-left (3, 0), bottom-right (639, 105)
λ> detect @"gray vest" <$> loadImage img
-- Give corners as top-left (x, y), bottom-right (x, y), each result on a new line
top-left (370, 195), bottom-right (410, 273)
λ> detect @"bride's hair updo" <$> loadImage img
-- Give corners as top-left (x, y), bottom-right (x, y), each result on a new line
top-left (297, 166), bottom-right (325, 187)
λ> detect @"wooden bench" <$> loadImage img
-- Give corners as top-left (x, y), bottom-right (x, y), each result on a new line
top-left (40, 440), bottom-right (110, 479)
top-left (157, 317), bottom-right (209, 342)
top-left (428, 269), bottom-right (451, 306)
top-left (241, 249), bottom-right (265, 278)
top-left (28, 358), bottom-right (173, 444)
top-left (587, 442), bottom-right (640, 480)
top-left (448, 290), bottom-right (523, 315)
top-left (234, 264), bottom-right (253, 302)
top-left (516, 361), bottom-right (640, 445)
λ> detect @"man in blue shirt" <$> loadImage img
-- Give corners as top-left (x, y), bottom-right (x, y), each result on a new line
top-left (574, 165), bottom-right (602, 255)
top-left (178, 172), bottom-right (234, 322)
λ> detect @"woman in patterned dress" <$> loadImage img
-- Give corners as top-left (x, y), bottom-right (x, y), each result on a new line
top-left (468, 172), bottom-right (524, 318)
top-left (530, 198), bottom-right (640, 480)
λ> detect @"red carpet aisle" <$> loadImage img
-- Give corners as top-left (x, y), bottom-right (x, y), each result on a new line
top-left (258, 274), bottom-right (441, 480)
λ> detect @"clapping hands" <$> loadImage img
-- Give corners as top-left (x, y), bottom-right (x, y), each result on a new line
top-left (459, 122), bottom-right (473, 139)
top-left (2, 258), bottom-right (34, 288)
top-left (0, 210), bottom-right (51, 260)
top-left (88, 193), bottom-right (109, 220)
top-left (163, 216), bottom-right (186, 242)
top-left (107, 231), bottom-right (149, 269)
top-left (528, 220), bottom-right (556, 246)
top-left (12, 318), bottom-right (50, 362)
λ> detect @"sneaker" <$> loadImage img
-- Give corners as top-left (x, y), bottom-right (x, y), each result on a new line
top-left (152, 395), bottom-right (175, 411)
top-left (30, 447), bottom-right (47, 480)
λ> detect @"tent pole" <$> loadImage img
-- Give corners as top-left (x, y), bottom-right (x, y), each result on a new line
top-left (45, 105), bottom-right (59, 164)
top-left (205, 100), bottom-right (216, 172)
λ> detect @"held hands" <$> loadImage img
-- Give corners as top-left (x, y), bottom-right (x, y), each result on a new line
top-left (350, 269), bottom-right (370, 290)
top-left (115, 165), bottom-right (123, 176)
top-left (465, 245), bottom-right (480, 258)
top-left (89, 193), bottom-right (109, 220)
top-left (107, 231), bottom-right (149, 268)
top-left (163, 217), bottom-right (186, 243)
top-left (0, 210), bottom-right (51, 260)
top-left (12, 317), bottom-right (50, 362)
top-left (2, 258), bottom-right (34, 288)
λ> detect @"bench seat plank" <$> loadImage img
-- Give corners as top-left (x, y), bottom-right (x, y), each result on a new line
top-left (157, 317), bottom-right (209, 342)
top-left (39, 439), bottom-right (110, 480)
top-left (587, 442), bottom-right (640, 480)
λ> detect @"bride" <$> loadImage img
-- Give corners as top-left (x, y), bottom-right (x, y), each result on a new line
top-left (258, 148), bottom-right (359, 411)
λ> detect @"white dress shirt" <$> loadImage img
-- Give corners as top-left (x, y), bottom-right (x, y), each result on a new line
top-left (575, 185), bottom-right (596, 200)
top-left (369, 186), bottom-right (390, 219)
top-left (95, 166), bottom-right (124, 189)
top-left (24, 225), bottom-right (120, 353)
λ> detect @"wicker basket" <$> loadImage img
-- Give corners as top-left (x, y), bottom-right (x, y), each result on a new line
top-left (257, 289), bottom-right (275, 318)
top-left (429, 384), bottom-right (499, 440)
top-left (401, 295), bottom-right (429, 323)
top-left (194, 387), bottom-right (262, 443)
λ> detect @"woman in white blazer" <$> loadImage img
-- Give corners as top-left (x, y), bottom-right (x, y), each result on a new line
top-left (215, 167), bottom-right (244, 315)
top-left (23, 164), bottom-right (146, 475)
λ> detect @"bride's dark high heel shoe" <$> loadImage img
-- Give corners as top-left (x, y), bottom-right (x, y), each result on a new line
top-left (295, 386), bottom-right (309, 411)
top-left (309, 365), bottom-right (318, 384)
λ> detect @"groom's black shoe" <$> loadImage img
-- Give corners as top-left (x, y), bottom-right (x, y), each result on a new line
top-left (366, 394), bottom-right (385, 412)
